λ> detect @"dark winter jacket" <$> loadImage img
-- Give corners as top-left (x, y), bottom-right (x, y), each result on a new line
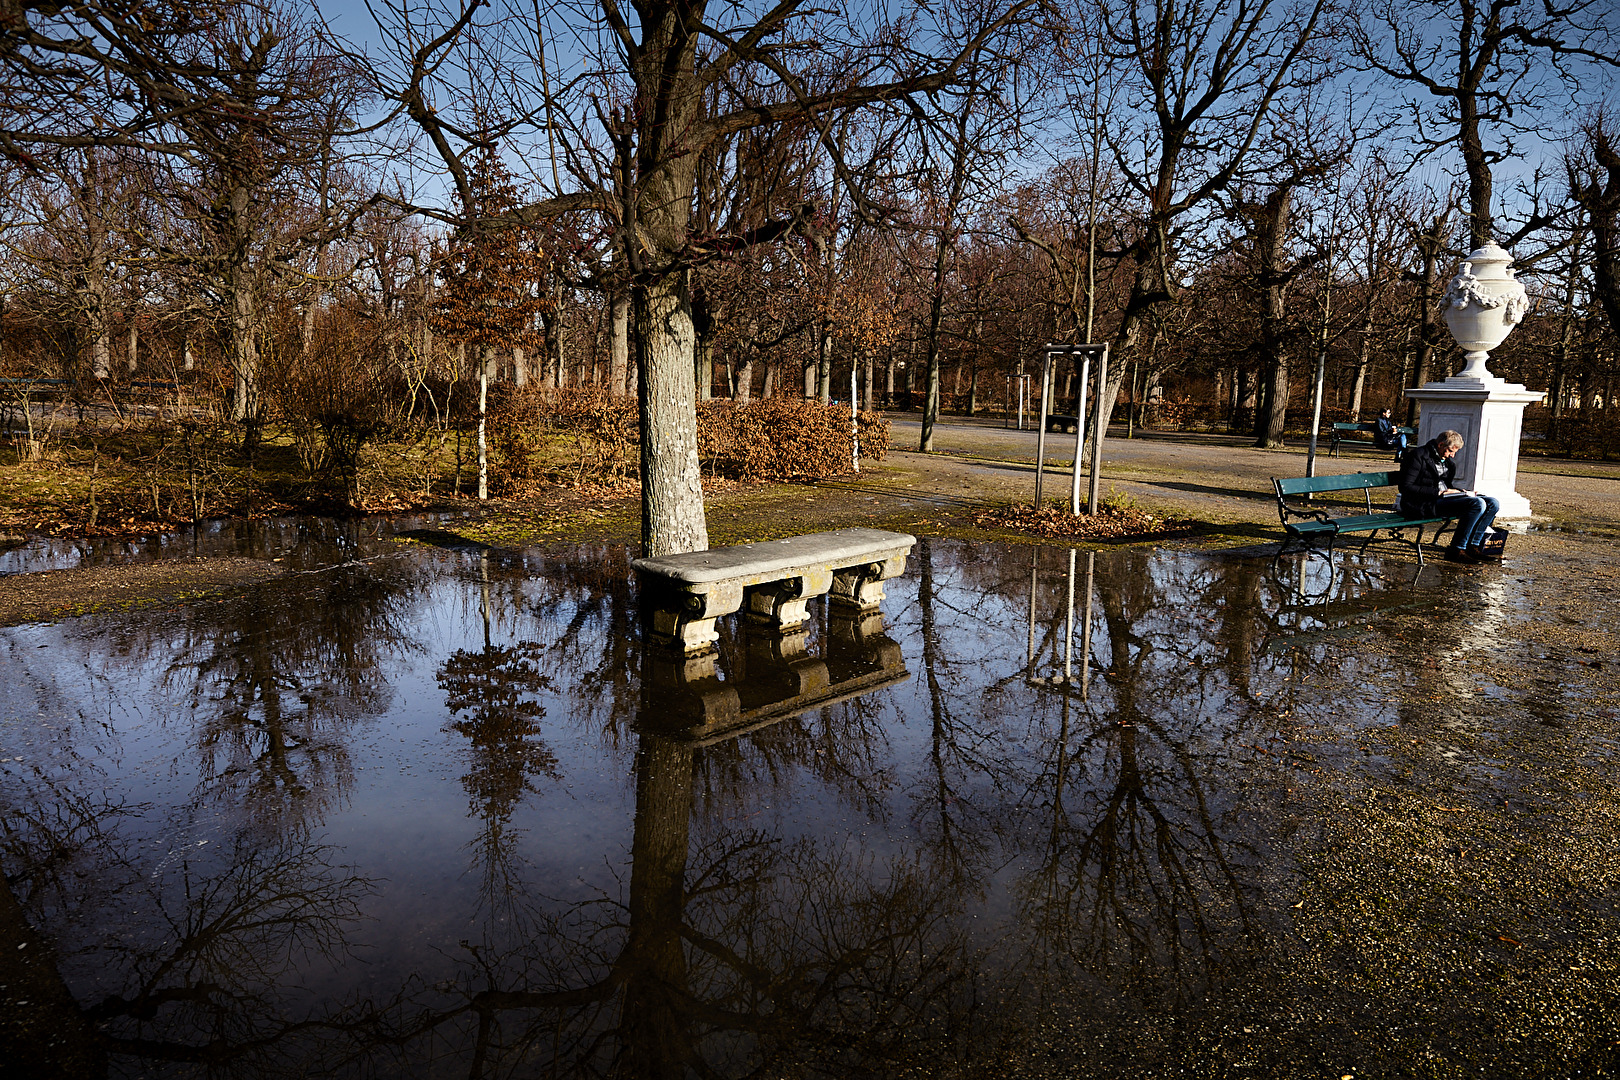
top-left (1397, 439), bottom-right (1455, 515)
top-left (1373, 415), bottom-right (1401, 449)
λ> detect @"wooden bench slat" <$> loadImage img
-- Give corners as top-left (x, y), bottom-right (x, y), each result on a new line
top-left (1275, 471), bottom-right (1395, 496)
top-left (1285, 512), bottom-right (1448, 536)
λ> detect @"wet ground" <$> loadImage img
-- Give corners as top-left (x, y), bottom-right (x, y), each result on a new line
top-left (2, 520), bottom-right (1619, 1078)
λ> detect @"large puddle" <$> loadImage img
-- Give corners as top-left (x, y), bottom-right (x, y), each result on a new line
top-left (2, 528), bottom-right (1615, 1077)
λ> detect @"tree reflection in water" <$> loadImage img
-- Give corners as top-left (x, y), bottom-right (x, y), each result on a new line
top-left (2, 534), bottom-right (1568, 1076)
top-left (1, 775), bottom-right (372, 1077)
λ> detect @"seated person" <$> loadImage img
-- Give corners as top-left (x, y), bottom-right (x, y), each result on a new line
top-left (1373, 407), bottom-right (1407, 457)
top-left (1396, 429), bottom-right (1501, 564)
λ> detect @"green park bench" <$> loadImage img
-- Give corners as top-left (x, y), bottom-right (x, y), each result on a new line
top-left (1272, 471), bottom-right (1458, 564)
top-left (1327, 420), bottom-right (1414, 457)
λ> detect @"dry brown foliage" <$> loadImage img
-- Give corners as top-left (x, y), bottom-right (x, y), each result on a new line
top-left (974, 494), bottom-right (1190, 541)
top-left (699, 397), bottom-right (889, 480)
top-left (490, 389), bottom-right (890, 492)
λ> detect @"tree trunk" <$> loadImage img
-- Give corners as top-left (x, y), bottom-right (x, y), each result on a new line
top-left (816, 327), bottom-right (833, 404)
top-left (920, 276), bottom-right (947, 450)
top-left (513, 346), bottom-right (527, 387)
top-left (1407, 214), bottom-right (1448, 425)
top-left (477, 354), bottom-right (489, 500)
top-left (126, 324), bottom-right (137, 372)
top-left (610, 289), bottom-right (630, 395)
top-left (635, 275), bottom-right (709, 556)
top-left (86, 271), bottom-right (110, 380)
top-left (693, 295), bottom-right (715, 401)
top-left (230, 264), bottom-right (259, 436)
top-left (1349, 330), bottom-right (1371, 420)
top-left (621, 734), bottom-right (697, 1080)
top-left (1253, 185), bottom-right (1295, 449)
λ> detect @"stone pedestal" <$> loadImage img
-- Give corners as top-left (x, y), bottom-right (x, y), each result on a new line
top-left (1407, 372), bottom-right (1542, 519)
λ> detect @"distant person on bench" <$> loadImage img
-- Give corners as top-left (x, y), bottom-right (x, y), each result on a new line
top-left (1397, 429), bottom-right (1500, 564)
top-left (1374, 407), bottom-right (1407, 458)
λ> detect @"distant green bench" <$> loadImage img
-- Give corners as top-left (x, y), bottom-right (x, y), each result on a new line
top-left (1327, 421), bottom-right (1414, 457)
top-left (1273, 471), bottom-right (1458, 564)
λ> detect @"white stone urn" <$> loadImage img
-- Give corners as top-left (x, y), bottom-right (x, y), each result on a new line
top-left (1441, 242), bottom-right (1530, 383)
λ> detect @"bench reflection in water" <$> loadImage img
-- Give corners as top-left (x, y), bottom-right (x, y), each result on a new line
top-left (638, 611), bottom-right (907, 746)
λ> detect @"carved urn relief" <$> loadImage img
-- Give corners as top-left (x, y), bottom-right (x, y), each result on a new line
top-left (1441, 242), bottom-right (1530, 383)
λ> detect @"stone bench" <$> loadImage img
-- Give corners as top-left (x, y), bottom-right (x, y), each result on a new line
top-left (631, 527), bottom-right (916, 654)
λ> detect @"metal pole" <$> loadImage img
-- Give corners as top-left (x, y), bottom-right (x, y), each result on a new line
top-left (1305, 345), bottom-right (1327, 478)
top-left (1034, 353), bottom-right (1053, 506)
top-left (1086, 344), bottom-right (1108, 514)
top-left (1080, 551), bottom-right (1094, 699)
top-left (1070, 356), bottom-right (1090, 514)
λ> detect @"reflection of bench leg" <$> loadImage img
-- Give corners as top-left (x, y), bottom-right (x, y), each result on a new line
top-left (828, 610), bottom-right (886, 645)
top-left (744, 623), bottom-right (810, 659)
top-left (643, 651), bottom-right (741, 731)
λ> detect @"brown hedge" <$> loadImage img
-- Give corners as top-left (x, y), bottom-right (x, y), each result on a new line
top-left (489, 389), bottom-right (889, 492)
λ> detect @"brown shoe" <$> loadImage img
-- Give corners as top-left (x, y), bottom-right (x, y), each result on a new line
top-left (1444, 547), bottom-right (1481, 565)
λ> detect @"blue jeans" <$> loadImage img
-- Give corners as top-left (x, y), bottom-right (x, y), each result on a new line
top-left (1378, 433), bottom-right (1408, 455)
top-left (1436, 493), bottom-right (1500, 547)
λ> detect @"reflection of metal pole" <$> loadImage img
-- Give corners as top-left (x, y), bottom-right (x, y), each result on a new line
top-left (1026, 548), bottom-right (1038, 673)
top-left (1033, 353), bottom-right (1053, 506)
top-left (1086, 345), bottom-right (1109, 514)
top-left (1063, 548), bottom-right (1076, 682)
top-left (1080, 551), bottom-right (1095, 699)
top-left (1070, 356), bottom-right (1091, 514)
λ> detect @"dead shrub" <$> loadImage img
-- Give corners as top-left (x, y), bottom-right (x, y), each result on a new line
top-left (700, 397), bottom-right (888, 480)
top-left (490, 386), bottom-right (637, 492)
top-left (489, 390), bottom-right (889, 491)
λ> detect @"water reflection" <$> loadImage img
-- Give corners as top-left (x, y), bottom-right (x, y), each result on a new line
top-left (0, 531), bottom-right (1601, 1075)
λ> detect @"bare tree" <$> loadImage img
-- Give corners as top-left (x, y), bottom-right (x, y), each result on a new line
top-left (1568, 112), bottom-right (1620, 344)
top-left (1353, 0), bottom-right (1619, 249)
top-left (1085, 0), bottom-right (1334, 437)
top-left (377, 0), bottom-right (1041, 555)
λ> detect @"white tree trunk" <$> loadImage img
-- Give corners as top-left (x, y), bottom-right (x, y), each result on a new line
top-left (127, 325), bottom-right (138, 372)
top-left (636, 278), bottom-right (708, 556)
top-left (477, 364), bottom-right (488, 501)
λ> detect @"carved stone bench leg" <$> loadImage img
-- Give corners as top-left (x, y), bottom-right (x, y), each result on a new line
top-left (744, 568), bottom-right (832, 630)
top-left (829, 556), bottom-right (905, 613)
top-left (648, 583), bottom-right (743, 655)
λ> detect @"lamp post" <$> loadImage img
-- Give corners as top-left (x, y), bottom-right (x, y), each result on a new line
top-left (1405, 242), bottom-right (1540, 519)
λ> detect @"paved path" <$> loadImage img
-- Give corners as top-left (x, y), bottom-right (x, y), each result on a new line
top-left (883, 416), bottom-right (1620, 532)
